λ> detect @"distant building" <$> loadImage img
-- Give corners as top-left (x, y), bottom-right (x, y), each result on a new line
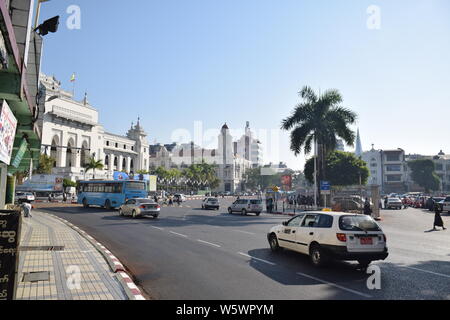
top-left (354, 129), bottom-right (363, 158)
top-left (236, 122), bottom-right (263, 167)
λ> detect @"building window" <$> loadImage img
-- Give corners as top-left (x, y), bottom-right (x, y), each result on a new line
top-left (106, 141), bottom-right (109, 146)
top-left (124, 145), bottom-right (127, 150)
top-left (115, 143), bottom-right (118, 148)
top-left (435, 164), bottom-right (443, 171)
top-left (371, 163), bottom-right (377, 167)
top-left (131, 146), bottom-right (134, 151)
top-left (144, 148), bottom-right (147, 153)
top-left (386, 165), bottom-right (401, 172)
top-left (386, 175), bottom-right (402, 182)
top-left (386, 154), bottom-right (400, 162)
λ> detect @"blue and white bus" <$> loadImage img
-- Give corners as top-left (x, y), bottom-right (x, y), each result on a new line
top-left (77, 180), bottom-right (148, 209)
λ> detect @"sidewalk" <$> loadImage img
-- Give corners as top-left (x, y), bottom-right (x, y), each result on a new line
top-left (16, 211), bottom-right (129, 300)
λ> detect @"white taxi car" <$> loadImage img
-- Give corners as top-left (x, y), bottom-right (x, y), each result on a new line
top-left (442, 196), bottom-right (450, 213)
top-left (267, 212), bottom-right (388, 268)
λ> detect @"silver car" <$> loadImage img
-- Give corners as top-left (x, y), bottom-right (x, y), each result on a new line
top-left (119, 198), bottom-right (161, 219)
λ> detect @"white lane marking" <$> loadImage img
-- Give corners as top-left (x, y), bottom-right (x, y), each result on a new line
top-left (402, 266), bottom-right (450, 279)
top-left (238, 252), bottom-right (276, 266)
top-left (170, 231), bottom-right (188, 238)
top-left (296, 272), bottom-right (372, 298)
top-left (197, 240), bottom-right (221, 248)
top-left (232, 230), bottom-right (255, 235)
top-left (152, 226), bottom-right (164, 231)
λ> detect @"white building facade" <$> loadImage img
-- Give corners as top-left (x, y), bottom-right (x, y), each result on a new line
top-left (37, 74), bottom-right (149, 181)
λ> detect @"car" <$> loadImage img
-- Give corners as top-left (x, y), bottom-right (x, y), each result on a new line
top-left (442, 196), bottom-right (450, 213)
top-left (267, 212), bottom-right (388, 268)
top-left (228, 199), bottom-right (263, 216)
top-left (386, 198), bottom-right (403, 210)
top-left (202, 197), bottom-right (220, 210)
top-left (118, 198), bottom-right (161, 219)
top-left (427, 197), bottom-right (445, 211)
top-left (16, 192), bottom-right (35, 203)
top-left (174, 194), bottom-right (186, 202)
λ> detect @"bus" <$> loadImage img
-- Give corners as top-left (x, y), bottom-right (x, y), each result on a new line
top-left (77, 180), bottom-right (148, 209)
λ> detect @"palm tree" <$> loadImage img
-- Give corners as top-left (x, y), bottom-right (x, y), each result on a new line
top-left (281, 86), bottom-right (357, 197)
top-left (84, 156), bottom-right (104, 180)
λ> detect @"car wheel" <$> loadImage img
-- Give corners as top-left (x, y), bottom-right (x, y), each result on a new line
top-left (242, 209), bottom-right (247, 216)
top-left (269, 234), bottom-right (281, 252)
top-left (310, 244), bottom-right (328, 267)
top-left (132, 210), bottom-right (138, 219)
top-left (228, 208), bottom-right (232, 214)
top-left (82, 198), bottom-right (89, 208)
top-left (153, 215), bottom-right (159, 219)
top-left (105, 200), bottom-right (112, 210)
top-left (358, 259), bottom-right (372, 269)
top-left (256, 212), bottom-right (261, 216)
top-left (118, 208), bottom-right (124, 216)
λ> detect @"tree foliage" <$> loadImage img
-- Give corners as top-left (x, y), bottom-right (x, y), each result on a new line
top-left (408, 159), bottom-right (440, 193)
top-left (35, 154), bottom-right (55, 174)
top-left (84, 156), bottom-right (104, 179)
top-left (304, 151), bottom-right (369, 186)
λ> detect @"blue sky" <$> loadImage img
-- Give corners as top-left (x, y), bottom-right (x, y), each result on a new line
top-left (38, 0), bottom-right (450, 170)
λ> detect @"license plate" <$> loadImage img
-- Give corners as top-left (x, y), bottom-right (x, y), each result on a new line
top-left (360, 237), bottom-right (373, 245)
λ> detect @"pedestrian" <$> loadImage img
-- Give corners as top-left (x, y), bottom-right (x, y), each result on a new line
top-left (364, 198), bottom-right (372, 216)
top-left (433, 203), bottom-right (446, 231)
top-left (21, 202), bottom-right (32, 218)
top-left (154, 195), bottom-right (158, 203)
top-left (177, 196), bottom-right (181, 206)
top-left (169, 196), bottom-right (173, 206)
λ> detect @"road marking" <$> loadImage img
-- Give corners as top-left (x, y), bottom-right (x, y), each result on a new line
top-left (296, 272), bottom-right (372, 298)
top-left (238, 252), bottom-right (276, 266)
top-left (232, 230), bottom-right (255, 235)
top-left (402, 266), bottom-right (450, 279)
top-left (170, 231), bottom-right (188, 238)
top-left (152, 226), bottom-right (164, 231)
top-left (197, 240), bottom-right (221, 248)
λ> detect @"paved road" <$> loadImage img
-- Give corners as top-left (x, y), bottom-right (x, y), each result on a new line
top-left (37, 200), bottom-right (450, 300)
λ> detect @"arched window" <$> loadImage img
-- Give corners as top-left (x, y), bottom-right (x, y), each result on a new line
top-left (80, 141), bottom-right (89, 167)
top-left (105, 155), bottom-right (109, 166)
top-left (114, 156), bottom-right (118, 168)
top-left (122, 158), bottom-right (126, 170)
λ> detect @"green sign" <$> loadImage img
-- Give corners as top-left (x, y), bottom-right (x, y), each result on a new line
top-left (11, 139), bottom-right (28, 168)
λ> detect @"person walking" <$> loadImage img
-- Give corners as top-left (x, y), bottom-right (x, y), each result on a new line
top-left (364, 198), bottom-right (372, 216)
top-left (433, 203), bottom-right (446, 231)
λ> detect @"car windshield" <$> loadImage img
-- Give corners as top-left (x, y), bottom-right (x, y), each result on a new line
top-left (250, 200), bottom-right (262, 204)
top-left (389, 198), bottom-right (401, 202)
top-left (208, 198), bottom-right (218, 202)
top-left (339, 215), bottom-right (381, 232)
top-left (137, 199), bottom-right (154, 204)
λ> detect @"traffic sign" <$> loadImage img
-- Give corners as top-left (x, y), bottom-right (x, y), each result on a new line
top-left (320, 181), bottom-right (331, 191)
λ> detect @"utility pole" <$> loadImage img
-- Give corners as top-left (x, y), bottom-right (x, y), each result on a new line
top-left (314, 137), bottom-right (318, 210)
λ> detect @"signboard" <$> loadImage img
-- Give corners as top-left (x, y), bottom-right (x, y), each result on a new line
top-left (320, 181), bottom-right (331, 195)
top-left (0, 210), bottom-right (21, 300)
top-left (113, 172), bottom-right (129, 180)
top-left (149, 175), bottom-right (157, 192)
top-left (15, 174), bottom-right (64, 192)
top-left (0, 101), bottom-right (18, 165)
top-left (11, 139), bottom-right (28, 168)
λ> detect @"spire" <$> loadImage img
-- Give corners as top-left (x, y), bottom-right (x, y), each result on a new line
top-left (355, 128), bottom-right (363, 157)
top-left (83, 92), bottom-right (89, 106)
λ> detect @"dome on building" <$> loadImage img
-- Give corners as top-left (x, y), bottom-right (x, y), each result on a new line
top-left (438, 150), bottom-right (445, 156)
top-left (222, 123), bottom-right (229, 130)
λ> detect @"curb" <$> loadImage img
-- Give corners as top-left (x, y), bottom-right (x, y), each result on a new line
top-left (41, 211), bottom-right (146, 300)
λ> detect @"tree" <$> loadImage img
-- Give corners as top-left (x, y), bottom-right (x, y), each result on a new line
top-left (35, 154), bottom-right (55, 174)
top-left (83, 156), bottom-right (104, 180)
top-left (304, 151), bottom-right (369, 187)
top-left (63, 178), bottom-right (77, 189)
top-left (281, 86), bottom-right (357, 195)
top-left (408, 159), bottom-right (440, 193)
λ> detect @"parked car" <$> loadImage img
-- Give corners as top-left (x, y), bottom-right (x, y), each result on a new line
top-left (427, 197), bottom-right (445, 211)
top-left (228, 199), bottom-right (263, 216)
top-left (118, 198), bottom-right (160, 219)
top-left (386, 198), bottom-right (403, 210)
top-left (267, 212), bottom-right (388, 268)
top-left (202, 197), bottom-right (220, 210)
top-left (16, 192), bottom-right (35, 203)
top-left (442, 196), bottom-right (450, 213)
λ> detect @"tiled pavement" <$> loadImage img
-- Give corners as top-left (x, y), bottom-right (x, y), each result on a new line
top-left (16, 211), bottom-right (128, 300)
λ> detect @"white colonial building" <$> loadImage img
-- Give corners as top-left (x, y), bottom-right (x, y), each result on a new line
top-left (149, 123), bottom-right (257, 192)
top-left (37, 74), bottom-right (149, 181)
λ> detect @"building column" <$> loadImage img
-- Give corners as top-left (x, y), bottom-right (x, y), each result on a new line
top-left (126, 157), bottom-right (131, 173)
top-left (118, 155), bottom-right (124, 172)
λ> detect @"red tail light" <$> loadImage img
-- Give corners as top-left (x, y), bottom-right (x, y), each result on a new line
top-left (140, 205), bottom-right (146, 209)
top-left (336, 233), bottom-right (347, 242)
top-left (156, 205), bottom-right (161, 209)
